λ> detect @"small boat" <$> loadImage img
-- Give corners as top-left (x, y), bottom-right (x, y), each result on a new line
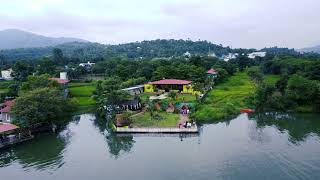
top-left (240, 108), bottom-right (255, 113)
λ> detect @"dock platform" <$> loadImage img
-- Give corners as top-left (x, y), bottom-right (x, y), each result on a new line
top-left (116, 127), bottom-right (198, 133)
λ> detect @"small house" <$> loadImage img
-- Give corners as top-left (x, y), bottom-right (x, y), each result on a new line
top-left (248, 52), bottom-right (266, 59)
top-left (0, 99), bottom-right (15, 122)
top-left (79, 61), bottom-right (95, 70)
top-left (144, 79), bottom-right (200, 95)
top-left (1, 69), bottom-right (13, 80)
top-left (207, 69), bottom-right (218, 79)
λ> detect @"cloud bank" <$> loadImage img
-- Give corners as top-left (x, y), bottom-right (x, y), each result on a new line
top-left (1, 0), bottom-right (319, 48)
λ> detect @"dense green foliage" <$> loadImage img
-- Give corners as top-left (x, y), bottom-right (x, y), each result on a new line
top-left (0, 40), bottom-right (303, 62)
top-left (254, 57), bottom-right (320, 112)
top-left (10, 75), bottom-right (75, 126)
top-left (0, 40), bottom-right (232, 61)
top-left (92, 56), bottom-right (223, 84)
top-left (20, 74), bottom-right (59, 93)
top-left (12, 88), bottom-right (74, 126)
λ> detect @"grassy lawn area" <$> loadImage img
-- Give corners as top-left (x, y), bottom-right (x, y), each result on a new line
top-left (68, 82), bottom-right (96, 110)
top-left (69, 85), bottom-right (96, 97)
top-left (193, 72), bottom-right (255, 122)
top-left (72, 97), bottom-right (96, 106)
top-left (130, 112), bottom-right (180, 127)
top-left (175, 94), bottom-right (197, 103)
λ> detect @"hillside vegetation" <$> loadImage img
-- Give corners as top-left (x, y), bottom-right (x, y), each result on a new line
top-left (192, 72), bottom-right (255, 122)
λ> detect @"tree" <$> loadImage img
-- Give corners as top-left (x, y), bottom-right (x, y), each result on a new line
top-left (37, 57), bottom-right (56, 75)
top-left (285, 74), bottom-right (319, 105)
top-left (304, 62), bottom-right (320, 81)
top-left (168, 91), bottom-right (177, 99)
top-left (53, 48), bottom-right (64, 65)
top-left (20, 74), bottom-right (59, 93)
top-left (247, 66), bottom-right (264, 84)
top-left (230, 54), bottom-right (253, 71)
top-left (12, 61), bottom-right (34, 81)
top-left (275, 75), bottom-right (289, 93)
top-left (215, 68), bottom-right (228, 82)
top-left (96, 77), bottom-right (132, 115)
top-left (11, 88), bottom-right (74, 126)
top-left (67, 66), bottom-right (87, 80)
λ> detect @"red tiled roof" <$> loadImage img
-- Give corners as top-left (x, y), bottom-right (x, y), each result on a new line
top-left (0, 123), bottom-right (19, 133)
top-left (0, 106), bottom-right (11, 113)
top-left (148, 79), bottom-right (192, 85)
top-left (49, 78), bottom-right (70, 84)
top-left (4, 99), bottom-right (15, 107)
top-left (207, 69), bottom-right (218, 74)
top-left (0, 99), bottom-right (15, 113)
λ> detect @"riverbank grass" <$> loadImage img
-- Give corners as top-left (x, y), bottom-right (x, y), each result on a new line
top-left (193, 72), bottom-right (255, 122)
top-left (130, 112), bottom-right (180, 127)
top-left (68, 82), bottom-right (96, 113)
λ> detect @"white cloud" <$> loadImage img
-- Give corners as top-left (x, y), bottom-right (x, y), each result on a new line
top-left (0, 0), bottom-right (320, 48)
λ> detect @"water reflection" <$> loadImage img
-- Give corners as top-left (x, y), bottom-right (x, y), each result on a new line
top-left (91, 116), bottom-right (135, 158)
top-left (1, 113), bottom-right (320, 180)
top-left (105, 133), bottom-right (135, 158)
top-left (251, 112), bottom-right (320, 143)
top-left (0, 133), bottom-right (66, 171)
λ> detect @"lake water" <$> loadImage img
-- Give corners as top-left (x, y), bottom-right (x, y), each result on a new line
top-left (1, 113), bottom-right (320, 180)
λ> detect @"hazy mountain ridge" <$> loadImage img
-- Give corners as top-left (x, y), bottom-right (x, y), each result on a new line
top-left (0, 29), bottom-right (88, 50)
top-left (298, 45), bottom-right (320, 53)
top-left (0, 29), bottom-right (300, 61)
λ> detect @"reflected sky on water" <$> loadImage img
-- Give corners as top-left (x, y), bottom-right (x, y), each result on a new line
top-left (1, 113), bottom-right (320, 180)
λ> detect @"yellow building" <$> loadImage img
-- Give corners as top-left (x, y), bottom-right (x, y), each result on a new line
top-left (144, 79), bottom-right (200, 95)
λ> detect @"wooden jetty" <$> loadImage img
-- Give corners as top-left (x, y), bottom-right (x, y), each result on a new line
top-left (0, 122), bottom-right (34, 150)
top-left (116, 127), bottom-right (198, 133)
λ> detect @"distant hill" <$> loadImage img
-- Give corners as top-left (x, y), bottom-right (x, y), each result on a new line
top-left (298, 45), bottom-right (320, 54)
top-left (0, 38), bottom-right (300, 62)
top-left (0, 29), bottom-right (88, 50)
top-left (0, 40), bottom-right (234, 61)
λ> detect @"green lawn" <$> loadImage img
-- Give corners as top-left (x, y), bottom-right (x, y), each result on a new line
top-left (72, 97), bottom-right (96, 106)
top-left (130, 112), bottom-right (180, 127)
top-left (175, 94), bottom-right (197, 103)
top-left (68, 82), bottom-right (96, 109)
top-left (69, 85), bottom-right (96, 97)
top-left (193, 72), bottom-right (255, 122)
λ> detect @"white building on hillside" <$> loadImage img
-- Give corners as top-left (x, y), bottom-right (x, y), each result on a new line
top-left (223, 53), bottom-right (238, 61)
top-left (183, 51), bottom-right (191, 58)
top-left (1, 69), bottom-right (13, 80)
top-left (248, 52), bottom-right (266, 59)
top-left (79, 61), bottom-right (95, 67)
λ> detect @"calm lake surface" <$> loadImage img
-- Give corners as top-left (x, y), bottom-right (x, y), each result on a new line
top-left (1, 113), bottom-right (320, 180)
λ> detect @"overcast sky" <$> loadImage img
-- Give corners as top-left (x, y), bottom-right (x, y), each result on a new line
top-left (0, 0), bottom-right (319, 49)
